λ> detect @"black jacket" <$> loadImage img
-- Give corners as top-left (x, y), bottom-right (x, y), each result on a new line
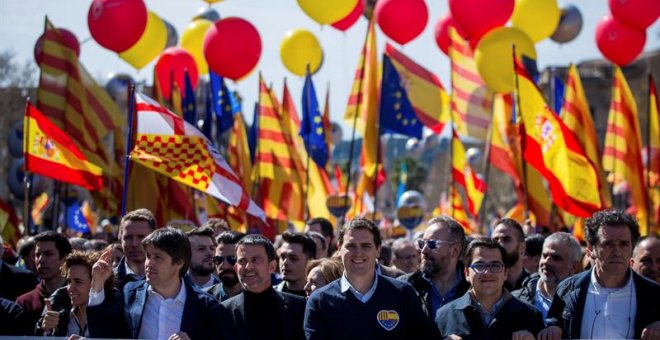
top-left (546, 269), bottom-right (660, 339)
top-left (0, 261), bottom-right (38, 301)
top-left (511, 272), bottom-right (540, 306)
top-left (113, 257), bottom-right (142, 291)
top-left (398, 269), bottom-right (471, 319)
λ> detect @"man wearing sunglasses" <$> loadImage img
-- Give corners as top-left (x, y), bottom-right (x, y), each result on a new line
top-left (399, 216), bottom-right (470, 321)
top-left (435, 237), bottom-right (545, 340)
top-left (185, 227), bottom-right (220, 289)
top-left (204, 231), bottom-right (245, 301)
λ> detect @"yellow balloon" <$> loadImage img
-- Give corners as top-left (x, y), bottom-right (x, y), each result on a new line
top-left (202, 0), bottom-right (223, 3)
top-left (297, 0), bottom-right (359, 25)
top-left (474, 27), bottom-right (536, 94)
top-left (119, 11), bottom-right (167, 70)
top-left (180, 19), bottom-right (213, 75)
top-left (511, 0), bottom-right (560, 42)
top-left (280, 29), bottom-right (323, 77)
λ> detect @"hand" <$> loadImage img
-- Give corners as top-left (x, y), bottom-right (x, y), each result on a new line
top-left (41, 299), bottom-right (60, 332)
top-left (168, 331), bottom-right (190, 340)
top-left (512, 330), bottom-right (534, 340)
top-left (91, 248), bottom-right (113, 293)
top-left (537, 326), bottom-right (562, 340)
top-left (444, 335), bottom-right (463, 340)
top-left (642, 321), bottom-right (660, 340)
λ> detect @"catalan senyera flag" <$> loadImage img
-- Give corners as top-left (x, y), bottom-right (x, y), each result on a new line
top-left (648, 75), bottom-right (660, 232)
top-left (560, 64), bottom-right (612, 209)
top-left (433, 188), bottom-right (472, 235)
top-left (322, 87), bottom-right (333, 152)
top-left (36, 18), bottom-right (122, 175)
top-left (451, 129), bottom-right (486, 217)
top-left (24, 102), bottom-right (103, 190)
top-left (384, 43), bottom-right (450, 133)
top-left (31, 192), bottom-right (50, 226)
top-left (130, 93), bottom-right (265, 221)
top-left (449, 27), bottom-right (492, 140)
top-left (0, 199), bottom-right (22, 248)
top-left (228, 112), bottom-right (253, 194)
top-left (603, 67), bottom-right (648, 233)
top-left (515, 59), bottom-right (602, 217)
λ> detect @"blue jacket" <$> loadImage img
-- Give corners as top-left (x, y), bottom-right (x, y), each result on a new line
top-left (435, 291), bottom-right (545, 339)
top-left (88, 279), bottom-right (223, 339)
top-left (546, 269), bottom-right (660, 339)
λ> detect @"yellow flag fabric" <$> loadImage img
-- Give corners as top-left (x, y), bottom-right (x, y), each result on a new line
top-left (451, 129), bottom-right (486, 216)
top-left (648, 76), bottom-right (659, 233)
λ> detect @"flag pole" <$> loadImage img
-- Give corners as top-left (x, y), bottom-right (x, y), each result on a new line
top-left (479, 93), bottom-right (496, 234)
top-left (120, 83), bottom-right (136, 217)
top-left (372, 123), bottom-right (381, 217)
top-left (22, 98), bottom-right (33, 233)
top-left (511, 45), bottom-right (530, 221)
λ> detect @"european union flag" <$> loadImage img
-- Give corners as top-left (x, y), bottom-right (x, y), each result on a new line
top-left (553, 74), bottom-right (565, 115)
top-left (300, 69), bottom-right (329, 168)
top-left (66, 203), bottom-right (90, 234)
top-left (248, 102), bottom-right (258, 163)
top-left (210, 70), bottom-right (234, 135)
top-left (202, 83), bottom-right (214, 140)
top-left (183, 69), bottom-right (197, 125)
top-left (380, 55), bottom-right (422, 139)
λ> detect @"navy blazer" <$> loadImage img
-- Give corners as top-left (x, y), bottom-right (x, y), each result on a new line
top-left (546, 269), bottom-right (660, 339)
top-left (219, 289), bottom-right (306, 340)
top-left (88, 279), bottom-right (223, 340)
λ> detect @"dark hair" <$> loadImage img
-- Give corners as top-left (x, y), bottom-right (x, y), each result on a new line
top-left (120, 208), bottom-right (157, 233)
top-left (379, 243), bottom-right (393, 266)
top-left (216, 231), bottom-right (246, 245)
top-left (237, 234), bottom-right (277, 262)
top-left (585, 210), bottom-right (640, 247)
top-left (62, 251), bottom-right (114, 292)
top-left (426, 216), bottom-right (466, 253)
top-left (18, 236), bottom-right (36, 259)
top-left (34, 231), bottom-right (72, 259)
top-left (85, 239), bottom-right (109, 252)
top-left (306, 217), bottom-right (334, 239)
top-left (306, 231), bottom-right (327, 252)
top-left (201, 218), bottom-right (229, 233)
top-left (524, 234), bottom-right (545, 257)
top-left (281, 231), bottom-right (317, 259)
top-left (338, 218), bottom-right (382, 248)
top-left (186, 226), bottom-right (216, 245)
top-left (142, 228), bottom-right (191, 277)
top-left (495, 218), bottom-right (525, 242)
top-left (464, 237), bottom-right (509, 267)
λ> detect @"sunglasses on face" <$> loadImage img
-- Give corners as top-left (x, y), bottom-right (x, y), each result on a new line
top-left (213, 255), bottom-right (237, 266)
top-left (415, 238), bottom-right (456, 250)
top-left (469, 262), bottom-right (505, 274)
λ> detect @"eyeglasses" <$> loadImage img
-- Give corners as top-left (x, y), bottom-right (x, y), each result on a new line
top-left (468, 262), bottom-right (505, 274)
top-left (415, 239), bottom-right (456, 250)
top-left (213, 255), bottom-right (237, 266)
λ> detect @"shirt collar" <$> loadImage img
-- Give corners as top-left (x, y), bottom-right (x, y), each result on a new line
top-left (535, 278), bottom-right (553, 301)
top-left (590, 268), bottom-right (634, 293)
top-left (340, 272), bottom-right (379, 302)
top-left (147, 278), bottom-right (187, 304)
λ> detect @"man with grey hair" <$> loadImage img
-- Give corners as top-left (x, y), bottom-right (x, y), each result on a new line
top-left (513, 232), bottom-right (582, 319)
top-left (391, 238), bottom-right (420, 274)
top-left (630, 235), bottom-right (660, 284)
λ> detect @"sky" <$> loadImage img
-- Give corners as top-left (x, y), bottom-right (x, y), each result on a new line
top-left (1, 0), bottom-right (659, 136)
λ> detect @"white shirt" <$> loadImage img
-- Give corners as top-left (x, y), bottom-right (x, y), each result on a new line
top-left (139, 279), bottom-right (187, 340)
top-left (67, 308), bottom-right (89, 337)
top-left (340, 272), bottom-right (379, 303)
top-left (580, 269), bottom-right (637, 339)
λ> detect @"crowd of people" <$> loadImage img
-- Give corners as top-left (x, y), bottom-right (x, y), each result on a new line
top-left (0, 208), bottom-right (658, 339)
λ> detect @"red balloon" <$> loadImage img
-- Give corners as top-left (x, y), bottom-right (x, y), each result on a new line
top-left (434, 13), bottom-right (469, 56)
top-left (332, 0), bottom-right (364, 31)
top-left (595, 16), bottom-right (646, 66)
top-left (34, 28), bottom-right (80, 65)
top-left (375, 0), bottom-right (428, 45)
top-left (155, 47), bottom-right (199, 102)
top-left (88, 0), bottom-right (147, 53)
top-left (204, 17), bottom-right (262, 81)
top-left (449, 0), bottom-right (514, 45)
top-left (609, 0), bottom-right (660, 31)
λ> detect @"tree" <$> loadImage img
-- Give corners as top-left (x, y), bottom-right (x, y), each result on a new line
top-left (0, 49), bottom-right (37, 88)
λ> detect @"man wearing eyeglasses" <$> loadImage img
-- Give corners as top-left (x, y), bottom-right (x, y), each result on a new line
top-left (399, 216), bottom-right (470, 321)
top-left (185, 227), bottom-right (220, 289)
top-left (435, 237), bottom-right (545, 340)
top-left (205, 231), bottom-right (245, 301)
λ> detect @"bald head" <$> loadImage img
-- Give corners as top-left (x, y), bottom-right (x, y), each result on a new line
top-left (631, 235), bottom-right (660, 284)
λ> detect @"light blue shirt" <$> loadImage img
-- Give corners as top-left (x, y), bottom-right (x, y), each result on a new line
top-left (139, 279), bottom-right (187, 340)
top-left (340, 272), bottom-right (379, 303)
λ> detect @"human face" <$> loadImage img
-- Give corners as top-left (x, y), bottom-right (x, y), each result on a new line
top-left (588, 225), bottom-right (633, 280)
top-left (279, 242), bottom-right (309, 284)
top-left (144, 244), bottom-right (183, 288)
top-left (121, 220), bottom-right (151, 265)
top-left (539, 241), bottom-right (575, 286)
top-left (215, 243), bottom-right (239, 287)
top-left (340, 228), bottom-right (380, 280)
top-left (188, 235), bottom-right (215, 276)
top-left (631, 238), bottom-right (660, 284)
top-left (304, 267), bottom-right (327, 297)
top-left (236, 244), bottom-right (276, 293)
top-left (35, 241), bottom-right (64, 280)
top-left (465, 247), bottom-right (507, 299)
top-left (420, 224), bottom-right (460, 277)
top-left (393, 244), bottom-right (420, 274)
top-left (492, 224), bottom-right (524, 267)
top-left (66, 265), bottom-right (92, 307)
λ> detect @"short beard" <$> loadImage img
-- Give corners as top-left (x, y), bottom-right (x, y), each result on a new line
top-left (506, 251), bottom-right (520, 267)
top-left (422, 261), bottom-right (445, 278)
top-left (190, 263), bottom-right (214, 277)
top-left (219, 271), bottom-right (240, 287)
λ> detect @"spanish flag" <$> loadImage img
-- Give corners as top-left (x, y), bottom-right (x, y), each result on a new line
top-left (24, 102), bottom-right (103, 190)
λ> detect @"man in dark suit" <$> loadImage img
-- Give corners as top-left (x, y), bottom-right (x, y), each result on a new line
top-left (0, 236), bottom-right (37, 301)
top-left (88, 228), bottom-right (222, 340)
top-left (113, 209), bottom-right (157, 290)
top-left (219, 234), bottom-right (306, 340)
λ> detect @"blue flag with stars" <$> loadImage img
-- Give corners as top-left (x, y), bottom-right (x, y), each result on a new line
top-left (210, 70), bottom-right (234, 135)
top-left (380, 55), bottom-right (422, 139)
top-left (183, 69), bottom-right (197, 125)
top-left (247, 102), bottom-right (258, 163)
top-left (552, 74), bottom-right (565, 115)
top-left (300, 69), bottom-right (329, 168)
top-left (66, 202), bottom-right (90, 234)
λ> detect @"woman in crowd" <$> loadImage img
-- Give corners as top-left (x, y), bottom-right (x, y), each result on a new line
top-left (303, 258), bottom-right (343, 298)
